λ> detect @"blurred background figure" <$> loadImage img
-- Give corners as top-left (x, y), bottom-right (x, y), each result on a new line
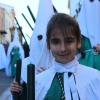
top-left (0, 43), bottom-right (7, 70)
top-left (5, 28), bottom-right (24, 77)
top-left (77, 0), bottom-right (100, 70)
top-left (0, 30), bottom-right (9, 55)
top-left (0, 31), bottom-right (7, 70)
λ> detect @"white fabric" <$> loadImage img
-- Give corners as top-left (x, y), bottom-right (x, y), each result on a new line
top-left (29, 0), bottom-right (54, 72)
top-left (56, 58), bottom-right (79, 100)
top-left (21, 0), bottom-right (54, 80)
top-left (21, 57), bottom-right (31, 82)
top-left (69, 74), bottom-right (79, 99)
top-left (5, 28), bottom-right (24, 77)
top-left (0, 44), bottom-right (7, 69)
top-left (77, 0), bottom-right (100, 47)
top-left (35, 57), bottom-right (100, 100)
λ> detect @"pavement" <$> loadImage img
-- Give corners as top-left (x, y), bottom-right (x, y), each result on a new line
top-left (0, 69), bottom-right (14, 100)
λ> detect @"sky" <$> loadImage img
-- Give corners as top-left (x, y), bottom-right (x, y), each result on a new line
top-left (0, 0), bottom-right (68, 43)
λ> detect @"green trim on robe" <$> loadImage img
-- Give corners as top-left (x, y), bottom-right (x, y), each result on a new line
top-left (78, 35), bottom-right (100, 71)
top-left (10, 47), bottom-right (20, 77)
top-left (44, 73), bottom-right (64, 100)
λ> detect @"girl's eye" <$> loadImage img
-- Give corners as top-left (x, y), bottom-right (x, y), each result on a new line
top-left (66, 40), bottom-right (73, 44)
top-left (51, 40), bottom-right (60, 45)
top-left (65, 37), bottom-right (74, 44)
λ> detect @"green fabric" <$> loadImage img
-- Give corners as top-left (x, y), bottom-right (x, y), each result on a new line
top-left (44, 73), bottom-right (64, 100)
top-left (78, 35), bottom-right (100, 70)
top-left (10, 47), bottom-right (20, 77)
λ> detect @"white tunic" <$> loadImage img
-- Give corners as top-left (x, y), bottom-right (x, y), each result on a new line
top-left (5, 29), bottom-right (24, 77)
top-left (35, 57), bottom-right (100, 100)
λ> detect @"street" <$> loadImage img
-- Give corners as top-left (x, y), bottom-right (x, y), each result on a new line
top-left (0, 69), bottom-right (14, 100)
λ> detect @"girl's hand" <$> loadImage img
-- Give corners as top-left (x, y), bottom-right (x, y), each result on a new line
top-left (37, 67), bottom-right (46, 73)
top-left (10, 81), bottom-right (22, 94)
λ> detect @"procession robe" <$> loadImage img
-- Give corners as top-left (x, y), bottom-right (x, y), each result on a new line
top-left (5, 29), bottom-right (24, 77)
top-left (77, 0), bottom-right (100, 71)
top-left (11, 56), bottom-right (100, 100)
top-left (78, 35), bottom-right (100, 71)
top-left (35, 57), bottom-right (100, 100)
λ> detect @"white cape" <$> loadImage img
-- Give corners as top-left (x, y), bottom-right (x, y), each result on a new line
top-left (35, 64), bottom-right (100, 100)
top-left (5, 28), bottom-right (24, 77)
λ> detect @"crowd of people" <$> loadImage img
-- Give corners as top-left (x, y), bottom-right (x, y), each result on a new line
top-left (0, 27), bottom-right (29, 77)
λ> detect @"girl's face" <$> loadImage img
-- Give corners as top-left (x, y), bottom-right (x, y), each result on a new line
top-left (49, 29), bottom-right (81, 64)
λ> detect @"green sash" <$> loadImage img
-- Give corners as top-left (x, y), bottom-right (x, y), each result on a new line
top-left (78, 35), bottom-right (100, 71)
top-left (10, 47), bottom-right (20, 77)
top-left (44, 73), bottom-right (64, 100)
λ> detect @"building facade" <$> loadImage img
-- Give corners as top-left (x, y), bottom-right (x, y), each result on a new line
top-left (0, 6), bottom-right (5, 30)
top-left (0, 3), bottom-right (15, 44)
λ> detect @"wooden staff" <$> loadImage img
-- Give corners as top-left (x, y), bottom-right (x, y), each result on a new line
top-left (27, 6), bottom-right (36, 23)
top-left (14, 58), bottom-right (22, 100)
top-left (14, 17), bottom-right (28, 47)
top-left (22, 13), bottom-right (33, 31)
top-left (27, 64), bottom-right (35, 100)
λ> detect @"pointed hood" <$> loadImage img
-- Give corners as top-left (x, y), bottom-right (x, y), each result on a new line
top-left (13, 28), bottom-right (19, 43)
top-left (29, 0), bottom-right (54, 71)
top-left (5, 28), bottom-right (24, 77)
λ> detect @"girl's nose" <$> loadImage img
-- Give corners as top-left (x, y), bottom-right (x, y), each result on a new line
top-left (60, 43), bottom-right (67, 53)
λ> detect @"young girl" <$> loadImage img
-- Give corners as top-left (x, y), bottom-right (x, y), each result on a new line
top-left (35, 13), bottom-right (100, 100)
top-left (10, 13), bottom-right (100, 100)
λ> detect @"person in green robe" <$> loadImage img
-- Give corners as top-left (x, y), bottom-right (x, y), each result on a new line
top-left (76, 0), bottom-right (100, 70)
top-left (78, 35), bottom-right (100, 70)
top-left (5, 28), bottom-right (24, 77)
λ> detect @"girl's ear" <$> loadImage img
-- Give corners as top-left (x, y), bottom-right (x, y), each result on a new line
top-left (77, 39), bottom-right (81, 49)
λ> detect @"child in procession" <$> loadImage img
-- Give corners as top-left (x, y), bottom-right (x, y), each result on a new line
top-left (10, 13), bottom-right (100, 100)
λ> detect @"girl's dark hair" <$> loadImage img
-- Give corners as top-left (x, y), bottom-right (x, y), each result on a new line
top-left (46, 13), bottom-right (85, 58)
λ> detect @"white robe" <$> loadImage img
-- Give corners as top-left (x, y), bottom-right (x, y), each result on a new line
top-left (77, 0), bottom-right (100, 47)
top-left (0, 44), bottom-right (7, 69)
top-left (5, 28), bottom-right (24, 77)
top-left (35, 58), bottom-right (100, 100)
